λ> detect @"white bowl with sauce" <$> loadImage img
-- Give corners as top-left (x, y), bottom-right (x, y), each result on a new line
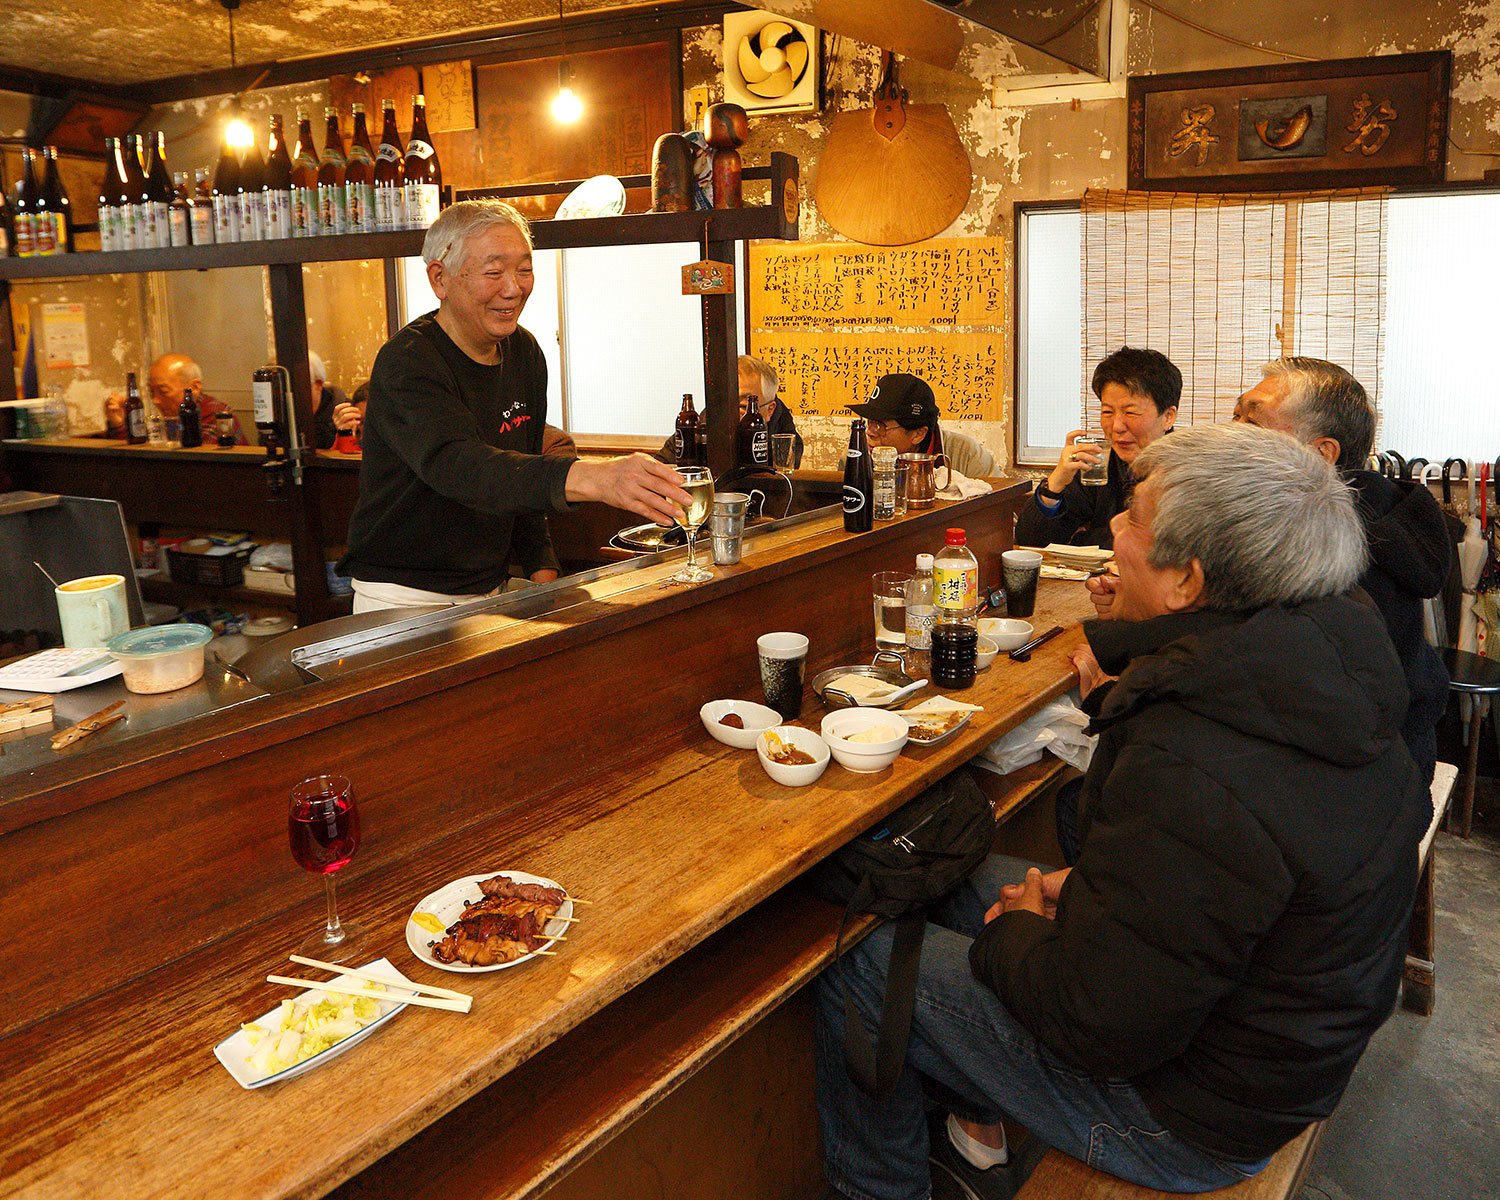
top-left (820, 708), bottom-right (909, 773)
top-left (975, 635), bottom-right (1000, 671)
top-left (755, 726), bottom-right (830, 786)
top-left (701, 699), bottom-right (782, 750)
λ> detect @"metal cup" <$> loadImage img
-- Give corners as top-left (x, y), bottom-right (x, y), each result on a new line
top-left (711, 512), bottom-right (744, 564)
top-left (897, 452), bottom-right (950, 508)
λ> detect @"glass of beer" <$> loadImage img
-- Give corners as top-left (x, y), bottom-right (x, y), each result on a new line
top-left (671, 466), bottom-right (715, 584)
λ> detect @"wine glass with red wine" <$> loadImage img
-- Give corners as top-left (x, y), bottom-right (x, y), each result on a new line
top-left (289, 773), bottom-right (367, 962)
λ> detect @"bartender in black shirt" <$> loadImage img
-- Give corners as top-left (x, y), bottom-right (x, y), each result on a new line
top-left (339, 200), bottom-right (691, 613)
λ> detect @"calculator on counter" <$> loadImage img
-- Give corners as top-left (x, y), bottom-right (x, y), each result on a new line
top-left (0, 648), bottom-right (123, 693)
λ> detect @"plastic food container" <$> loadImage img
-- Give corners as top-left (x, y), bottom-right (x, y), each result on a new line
top-left (105, 623), bottom-right (213, 694)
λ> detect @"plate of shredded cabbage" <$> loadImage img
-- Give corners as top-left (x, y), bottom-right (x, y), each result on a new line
top-left (213, 957), bottom-right (414, 1089)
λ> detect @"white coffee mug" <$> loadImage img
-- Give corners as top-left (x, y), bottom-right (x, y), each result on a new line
top-left (56, 574), bottom-right (130, 648)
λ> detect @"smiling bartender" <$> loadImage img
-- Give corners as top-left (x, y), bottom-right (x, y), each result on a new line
top-left (338, 200), bottom-right (691, 614)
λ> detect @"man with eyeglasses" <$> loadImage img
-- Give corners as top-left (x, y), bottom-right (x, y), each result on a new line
top-left (851, 373), bottom-right (996, 480)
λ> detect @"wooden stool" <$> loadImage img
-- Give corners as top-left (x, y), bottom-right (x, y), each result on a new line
top-left (1404, 762), bottom-right (1459, 1015)
top-left (1443, 648), bottom-right (1500, 839)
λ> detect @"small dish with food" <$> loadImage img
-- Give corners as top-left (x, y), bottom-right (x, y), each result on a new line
top-left (900, 697), bottom-right (982, 747)
top-left (756, 725), bottom-right (830, 786)
top-left (978, 618), bottom-right (1033, 652)
top-left (820, 708), bottom-right (909, 773)
top-left (974, 636), bottom-right (1000, 671)
top-left (406, 871), bottom-right (573, 973)
top-left (700, 699), bottom-right (782, 749)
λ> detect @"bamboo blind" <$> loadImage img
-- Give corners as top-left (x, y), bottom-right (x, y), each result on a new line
top-left (1080, 188), bottom-right (1389, 427)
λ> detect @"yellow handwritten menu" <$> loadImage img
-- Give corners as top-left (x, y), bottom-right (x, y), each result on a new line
top-left (749, 238), bottom-right (1006, 420)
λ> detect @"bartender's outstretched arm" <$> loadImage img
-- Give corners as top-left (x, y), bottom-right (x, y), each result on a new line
top-left (566, 454), bottom-right (693, 526)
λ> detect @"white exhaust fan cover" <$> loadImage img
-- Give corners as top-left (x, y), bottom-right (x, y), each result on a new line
top-left (723, 11), bottom-right (819, 115)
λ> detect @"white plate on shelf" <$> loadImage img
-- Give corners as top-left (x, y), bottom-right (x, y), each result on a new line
top-left (406, 871), bottom-right (574, 974)
top-left (212, 957), bottom-right (413, 1089)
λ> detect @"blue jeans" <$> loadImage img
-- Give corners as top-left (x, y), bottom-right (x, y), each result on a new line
top-left (814, 855), bottom-right (1270, 1200)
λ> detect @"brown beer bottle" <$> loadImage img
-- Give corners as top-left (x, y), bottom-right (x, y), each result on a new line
top-left (263, 114), bottom-right (294, 239)
top-left (290, 110), bottom-right (320, 236)
top-left (373, 99), bottom-right (405, 232)
top-left (674, 394), bottom-right (700, 465)
top-left (316, 107), bottom-right (348, 235)
top-left (122, 134), bottom-right (154, 249)
top-left (38, 146), bottom-right (72, 254)
top-left (345, 103), bottom-right (376, 234)
top-left (738, 388), bottom-right (770, 468)
top-left (402, 94), bottom-right (441, 229)
top-left (12, 148), bottom-right (38, 257)
top-left (124, 373), bottom-right (148, 444)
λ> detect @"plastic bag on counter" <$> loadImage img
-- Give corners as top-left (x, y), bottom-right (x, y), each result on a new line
top-left (249, 542), bottom-right (295, 572)
top-left (971, 695), bottom-right (1095, 776)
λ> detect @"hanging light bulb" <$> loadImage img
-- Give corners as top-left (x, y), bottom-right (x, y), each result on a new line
top-left (226, 107), bottom-right (255, 150)
top-left (551, 61), bottom-right (583, 124)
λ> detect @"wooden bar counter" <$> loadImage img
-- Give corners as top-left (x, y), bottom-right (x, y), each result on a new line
top-left (0, 481), bottom-right (1096, 1200)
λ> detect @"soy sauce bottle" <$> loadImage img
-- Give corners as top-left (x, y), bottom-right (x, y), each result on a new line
top-left (842, 418), bottom-right (874, 533)
top-left (178, 383), bottom-right (203, 448)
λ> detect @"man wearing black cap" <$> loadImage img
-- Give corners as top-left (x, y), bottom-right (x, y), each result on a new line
top-left (850, 373), bottom-right (997, 480)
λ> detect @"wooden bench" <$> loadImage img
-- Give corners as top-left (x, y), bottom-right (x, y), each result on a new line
top-left (1016, 1122), bottom-right (1322, 1200)
top-left (333, 758), bottom-right (1068, 1200)
top-left (1402, 760), bottom-right (1459, 1015)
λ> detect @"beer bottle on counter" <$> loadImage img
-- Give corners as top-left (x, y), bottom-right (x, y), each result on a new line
top-left (97, 139), bottom-right (125, 252)
top-left (168, 172), bottom-right (191, 246)
top-left (177, 382), bottom-right (203, 448)
top-left (211, 138), bottom-right (241, 244)
top-left (317, 107), bottom-right (348, 236)
top-left (842, 418), bottom-right (874, 533)
top-left (373, 98), bottom-right (405, 232)
top-left (123, 134), bottom-right (157, 249)
top-left (737, 387), bottom-right (769, 468)
top-left (12, 147), bottom-right (38, 257)
top-left (263, 114), bottom-right (294, 239)
top-left (403, 94), bottom-right (441, 229)
top-left (191, 167), bottom-right (215, 245)
top-left (124, 373), bottom-right (148, 445)
top-left (237, 134), bottom-right (267, 241)
top-left (674, 394), bottom-right (700, 465)
top-left (291, 110), bottom-right (321, 236)
top-left (37, 146), bottom-right (73, 254)
top-left (144, 133), bottom-right (173, 248)
top-left (345, 103), bottom-right (376, 234)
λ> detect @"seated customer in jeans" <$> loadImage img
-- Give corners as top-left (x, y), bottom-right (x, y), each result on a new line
top-left (816, 423), bottom-right (1427, 1200)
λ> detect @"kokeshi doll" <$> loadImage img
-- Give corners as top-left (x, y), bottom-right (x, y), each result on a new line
top-left (704, 103), bottom-right (748, 209)
top-left (651, 133), bottom-right (695, 213)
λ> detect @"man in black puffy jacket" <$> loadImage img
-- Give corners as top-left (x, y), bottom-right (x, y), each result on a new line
top-left (815, 424), bottom-right (1427, 1200)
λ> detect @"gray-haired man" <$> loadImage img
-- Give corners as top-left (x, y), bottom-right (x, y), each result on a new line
top-left (339, 200), bottom-right (692, 612)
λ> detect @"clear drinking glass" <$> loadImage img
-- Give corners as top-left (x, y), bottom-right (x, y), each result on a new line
top-left (288, 773), bottom-right (367, 962)
top-left (771, 433), bottom-right (796, 473)
top-left (672, 466), bottom-right (714, 584)
top-left (1076, 432), bottom-right (1109, 486)
top-left (872, 571), bottom-right (913, 649)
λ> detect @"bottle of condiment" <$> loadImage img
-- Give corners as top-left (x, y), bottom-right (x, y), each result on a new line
top-left (178, 382), bottom-right (203, 448)
top-left (97, 139), bottom-right (125, 252)
top-left (237, 134), bottom-right (267, 241)
top-left (317, 107), bottom-right (348, 236)
top-left (264, 114), bottom-right (294, 239)
top-left (211, 138), bottom-right (241, 244)
top-left (932, 528), bottom-right (979, 688)
top-left (169, 171), bottom-right (191, 246)
top-left (191, 167), bottom-right (215, 245)
top-left (674, 393), bottom-right (700, 465)
top-left (345, 103), bottom-right (376, 234)
top-left (291, 110), bottom-right (320, 236)
top-left (403, 94), bottom-right (441, 229)
top-left (905, 553), bottom-right (936, 651)
top-left (124, 373), bottom-right (148, 444)
top-left (738, 389), bottom-right (769, 468)
top-left (873, 444), bottom-right (897, 520)
top-left (842, 418), bottom-right (874, 533)
top-left (13, 146), bottom-right (38, 257)
top-left (144, 133), bottom-right (173, 248)
top-left (123, 134), bottom-right (156, 249)
top-left (373, 99), bottom-right (405, 232)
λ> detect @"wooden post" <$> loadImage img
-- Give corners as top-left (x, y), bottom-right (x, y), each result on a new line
top-left (702, 228), bottom-right (739, 480)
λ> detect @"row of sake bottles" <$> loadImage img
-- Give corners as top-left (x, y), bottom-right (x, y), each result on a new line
top-left (96, 95), bottom-right (443, 252)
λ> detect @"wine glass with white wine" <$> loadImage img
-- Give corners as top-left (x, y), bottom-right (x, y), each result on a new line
top-left (671, 466), bottom-right (715, 584)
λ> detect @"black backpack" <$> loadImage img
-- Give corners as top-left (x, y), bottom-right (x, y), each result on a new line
top-left (809, 768), bottom-right (995, 1099)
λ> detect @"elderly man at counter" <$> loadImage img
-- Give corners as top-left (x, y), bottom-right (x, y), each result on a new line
top-left (852, 373), bottom-right (996, 480)
top-left (103, 353), bottom-right (247, 444)
top-left (816, 424), bottom-right (1424, 1200)
top-left (1015, 346), bottom-right (1180, 549)
top-left (338, 200), bottom-right (692, 613)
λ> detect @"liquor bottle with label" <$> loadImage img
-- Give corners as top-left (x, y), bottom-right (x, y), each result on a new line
top-left (673, 394), bottom-right (700, 465)
top-left (37, 146), bottom-right (73, 254)
top-left (123, 134), bottom-right (157, 249)
top-left (211, 138), bottom-right (241, 244)
top-left (738, 388), bottom-right (770, 468)
top-left (124, 373), bottom-right (148, 445)
top-left (191, 167), bottom-right (215, 245)
top-left (168, 172), bottom-right (191, 246)
top-left (403, 94), bottom-right (442, 229)
top-left (317, 107), bottom-right (348, 236)
top-left (177, 383), bottom-right (203, 448)
top-left (30, 148), bottom-right (57, 255)
top-left (291, 111), bottom-right (321, 236)
top-left (143, 133), bottom-right (173, 248)
top-left (373, 99), bottom-right (405, 232)
top-left (96, 139), bottom-right (125, 252)
top-left (263, 114), bottom-right (294, 240)
top-left (345, 104), bottom-right (376, 234)
top-left (237, 134), bottom-right (267, 241)
top-left (113, 138), bottom-right (141, 249)
top-left (12, 146), bottom-right (38, 257)
top-left (842, 417), bottom-right (874, 533)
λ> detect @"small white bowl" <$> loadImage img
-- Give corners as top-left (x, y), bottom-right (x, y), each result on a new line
top-left (820, 708), bottom-right (909, 774)
top-left (756, 725), bottom-right (831, 786)
top-left (701, 699), bottom-right (782, 750)
top-left (979, 618), bottom-right (1034, 651)
top-left (975, 636), bottom-right (999, 670)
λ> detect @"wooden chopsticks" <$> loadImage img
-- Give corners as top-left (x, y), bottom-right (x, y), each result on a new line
top-left (50, 701), bottom-right (126, 750)
top-left (271, 955), bottom-right (474, 1013)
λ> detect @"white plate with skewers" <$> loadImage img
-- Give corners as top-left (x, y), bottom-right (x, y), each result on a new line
top-left (406, 870), bottom-right (575, 973)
